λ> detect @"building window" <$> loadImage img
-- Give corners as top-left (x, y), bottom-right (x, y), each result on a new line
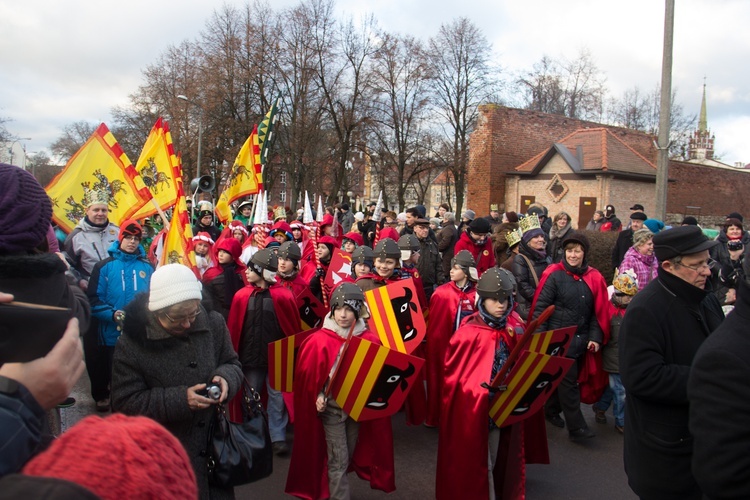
top-left (280, 190), bottom-right (287, 203)
top-left (280, 171), bottom-right (287, 186)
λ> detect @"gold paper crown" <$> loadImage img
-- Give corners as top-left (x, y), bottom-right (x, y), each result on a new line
top-left (519, 213), bottom-right (541, 234)
top-left (490, 203), bottom-right (499, 211)
top-left (83, 187), bottom-right (110, 207)
top-left (505, 228), bottom-right (522, 248)
top-left (613, 269), bottom-right (639, 296)
top-left (273, 206), bottom-right (287, 221)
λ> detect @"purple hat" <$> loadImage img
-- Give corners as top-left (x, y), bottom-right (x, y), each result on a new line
top-left (0, 164), bottom-right (53, 254)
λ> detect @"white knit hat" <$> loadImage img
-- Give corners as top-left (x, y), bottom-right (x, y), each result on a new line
top-left (148, 264), bottom-right (203, 311)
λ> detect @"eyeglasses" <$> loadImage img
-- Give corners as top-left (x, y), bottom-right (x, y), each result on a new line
top-left (163, 309), bottom-right (201, 324)
top-left (122, 235), bottom-right (141, 242)
top-left (676, 258), bottom-right (716, 273)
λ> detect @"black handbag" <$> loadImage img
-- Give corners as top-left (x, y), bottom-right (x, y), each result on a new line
top-left (206, 379), bottom-right (273, 487)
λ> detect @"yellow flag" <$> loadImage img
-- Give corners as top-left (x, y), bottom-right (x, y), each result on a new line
top-left (46, 123), bottom-right (152, 233)
top-left (215, 125), bottom-right (262, 223)
top-left (130, 118), bottom-right (179, 220)
top-left (158, 162), bottom-right (199, 276)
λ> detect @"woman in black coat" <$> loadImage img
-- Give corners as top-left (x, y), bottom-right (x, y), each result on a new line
top-left (511, 226), bottom-right (551, 319)
top-left (531, 232), bottom-right (609, 440)
top-left (111, 264), bottom-right (243, 500)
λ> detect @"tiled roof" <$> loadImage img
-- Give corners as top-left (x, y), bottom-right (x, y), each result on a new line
top-left (514, 127), bottom-right (656, 177)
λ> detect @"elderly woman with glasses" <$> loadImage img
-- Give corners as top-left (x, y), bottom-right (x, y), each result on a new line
top-left (111, 264), bottom-right (243, 500)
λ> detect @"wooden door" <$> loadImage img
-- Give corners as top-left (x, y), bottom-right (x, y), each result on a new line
top-left (578, 197), bottom-right (597, 229)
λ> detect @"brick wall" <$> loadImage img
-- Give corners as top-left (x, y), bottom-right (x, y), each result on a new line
top-left (469, 105), bottom-right (750, 229)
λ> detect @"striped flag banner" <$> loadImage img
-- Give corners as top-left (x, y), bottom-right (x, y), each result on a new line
top-left (526, 326), bottom-right (577, 357)
top-left (364, 278), bottom-right (425, 354)
top-left (268, 330), bottom-right (315, 392)
top-left (329, 335), bottom-right (424, 422)
top-left (489, 351), bottom-right (573, 428)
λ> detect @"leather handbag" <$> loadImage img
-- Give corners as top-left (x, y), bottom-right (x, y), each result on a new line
top-left (206, 379), bottom-right (273, 487)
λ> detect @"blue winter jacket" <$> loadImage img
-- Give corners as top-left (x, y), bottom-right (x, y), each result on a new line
top-left (87, 241), bottom-right (154, 346)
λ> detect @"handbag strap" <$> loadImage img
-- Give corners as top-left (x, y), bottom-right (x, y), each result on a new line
top-left (520, 253), bottom-right (539, 286)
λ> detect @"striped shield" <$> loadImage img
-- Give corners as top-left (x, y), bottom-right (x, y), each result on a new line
top-left (329, 335), bottom-right (424, 422)
top-left (267, 330), bottom-right (315, 392)
top-left (364, 278), bottom-right (425, 354)
top-left (526, 326), bottom-right (577, 357)
top-left (488, 350), bottom-right (573, 428)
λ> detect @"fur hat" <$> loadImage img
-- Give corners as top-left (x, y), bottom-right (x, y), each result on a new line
top-left (0, 164), bottom-right (53, 254)
top-left (148, 264), bottom-right (202, 311)
top-left (21, 414), bottom-right (197, 499)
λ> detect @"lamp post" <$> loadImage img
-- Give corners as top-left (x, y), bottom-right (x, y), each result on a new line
top-left (177, 95), bottom-right (203, 180)
top-left (7, 137), bottom-right (31, 168)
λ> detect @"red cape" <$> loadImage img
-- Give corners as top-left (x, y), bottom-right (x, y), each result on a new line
top-left (437, 313), bottom-right (525, 500)
top-left (285, 327), bottom-right (396, 499)
top-left (425, 281), bottom-right (476, 427)
top-left (226, 283), bottom-right (301, 422)
top-left (453, 232), bottom-right (496, 277)
top-left (277, 272), bottom-right (309, 298)
top-left (529, 262), bottom-right (611, 404)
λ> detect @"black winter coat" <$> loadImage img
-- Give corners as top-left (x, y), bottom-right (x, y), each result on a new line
top-left (437, 224), bottom-right (458, 278)
top-left (112, 294), bottom-right (243, 500)
top-left (689, 278), bottom-right (750, 499)
top-left (238, 288), bottom-right (284, 370)
top-left (417, 236), bottom-right (444, 288)
top-left (611, 228), bottom-right (634, 269)
top-left (531, 265), bottom-right (604, 359)
top-left (620, 267), bottom-right (724, 500)
top-left (511, 243), bottom-right (550, 319)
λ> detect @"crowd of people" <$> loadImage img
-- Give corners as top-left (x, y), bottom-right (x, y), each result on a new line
top-left (3, 159), bottom-right (750, 499)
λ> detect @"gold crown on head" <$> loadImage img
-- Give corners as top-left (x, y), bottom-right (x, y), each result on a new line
top-left (490, 203), bottom-right (499, 211)
top-left (83, 187), bottom-right (110, 207)
top-left (273, 206), bottom-right (287, 221)
top-left (519, 213), bottom-right (541, 234)
top-left (505, 228), bottom-right (522, 248)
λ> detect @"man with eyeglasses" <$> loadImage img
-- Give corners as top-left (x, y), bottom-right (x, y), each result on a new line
top-left (87, 220), bottom-right (154, 412)
top-left (619, 226), bottom-right (724, 500)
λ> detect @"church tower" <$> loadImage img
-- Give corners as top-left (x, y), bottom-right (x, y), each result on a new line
top-left (687, 82), bottom-right (715, 160)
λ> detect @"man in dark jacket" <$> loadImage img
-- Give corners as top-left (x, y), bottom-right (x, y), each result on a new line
top-left (437, 212), bottom-right (458, 280)
top-left (414, 218), bottom-right (444, 301)
top-left (611, 211), bottom-right (647, 269)
top-left (688, 256), bottom-right (750, 499)
top-left (620, 226), bottom-right (724, 500)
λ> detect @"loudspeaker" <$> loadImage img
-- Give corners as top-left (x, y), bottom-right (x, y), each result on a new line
top-left (189, 175), bottom-right (215, 193)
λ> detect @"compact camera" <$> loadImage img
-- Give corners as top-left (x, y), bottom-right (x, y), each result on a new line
top-left (199, 383), bottom-right (222, 400)
top-left (728, 240), bottom-right (744, 251)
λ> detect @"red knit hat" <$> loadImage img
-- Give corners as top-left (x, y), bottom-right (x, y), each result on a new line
top-left (22, 414), bottom-right (197, 499)
top-left (118, 219), bottom-right (143, 243)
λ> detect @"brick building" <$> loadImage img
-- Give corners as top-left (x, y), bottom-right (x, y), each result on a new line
top-left (467, 105), bottom-right (750, 228)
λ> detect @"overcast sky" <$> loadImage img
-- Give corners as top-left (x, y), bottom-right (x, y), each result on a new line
top-left (1, 0), bottom-right (748, 166)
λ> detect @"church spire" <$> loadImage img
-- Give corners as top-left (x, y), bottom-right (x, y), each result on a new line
top-left (698, 77), bottom-right (707, 133)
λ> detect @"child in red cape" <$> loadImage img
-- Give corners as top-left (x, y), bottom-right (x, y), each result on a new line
top-left (437, 267), bottom-right (527, 500)
top-left (285, 283), bottom-right (395, 499)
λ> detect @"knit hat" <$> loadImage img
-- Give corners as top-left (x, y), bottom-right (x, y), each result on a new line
top-left (643, 218), bottom-right (665, 234)
top-left (118, 219), bottom-right (143, 243)
top-left (22, 414), bottom-right (197, 499)
top-left (148, 264), bottom-right (203, 311)
top-left (0, 164), bottom-right (53, 254)
top-left (354, 211), bottom-right (365, 222)
top-left (468, 217), bottom-right (491, 234)
top-left (462, 209), bottom-right (476, 221)
top-left (504, 211), bottom-right (519, 223)
top-left (429, 217), bottom-right (441, 227)
top-left (192, 231), bottom-right (215, 246)
top-left (681, 216), bottom-right (698, 226)
top-left (726, 212), bottom-right (744, 223)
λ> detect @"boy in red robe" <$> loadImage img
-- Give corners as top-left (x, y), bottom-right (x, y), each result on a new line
top-left (276, 241), bottom-right (307, 298)
top-left (437, 267), bottom-right (527, 500)
top-left (425, 250), bottom-right (478, 427)
top-left (286, 283), bottom-right (395, 499)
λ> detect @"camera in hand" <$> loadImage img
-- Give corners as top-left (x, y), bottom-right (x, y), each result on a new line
top-left (728, 240), bottom-right (744, 251)
top-left (198, 383), bottom-right (222, 400)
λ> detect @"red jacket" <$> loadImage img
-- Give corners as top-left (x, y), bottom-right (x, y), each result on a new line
top-left (453, 231), bottom-right (496, 277)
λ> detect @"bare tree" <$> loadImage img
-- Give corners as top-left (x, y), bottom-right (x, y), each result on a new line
top-left (366, 32), bottom-right (433, 210)
top-left (517, 56), bottom-right (565, 115)
top-left (427, 17), bottom-right (496, 215)
top-left (49, 121), bottom-right (99, 162)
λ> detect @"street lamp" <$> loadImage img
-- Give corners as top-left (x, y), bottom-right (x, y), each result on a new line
top-left (7, 137), bottom-right (31, 169)
top-left (177, 95), bottom-right (203, 180)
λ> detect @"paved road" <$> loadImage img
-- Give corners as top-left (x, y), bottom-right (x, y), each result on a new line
top-left (64, 373), bottom-right (636, 499)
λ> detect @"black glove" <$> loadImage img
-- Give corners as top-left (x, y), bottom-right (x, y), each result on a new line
top-left (315, 267), bottom-right (326, 278)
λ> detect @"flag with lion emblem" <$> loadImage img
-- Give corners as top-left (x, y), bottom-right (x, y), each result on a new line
top-left (130, 117), bottom-right (179, 220)
top-left (215, 125), bottom-right (263, 223)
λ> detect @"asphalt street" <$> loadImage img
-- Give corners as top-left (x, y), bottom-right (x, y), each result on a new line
top-left (63, 373), bottom-right (636, 499)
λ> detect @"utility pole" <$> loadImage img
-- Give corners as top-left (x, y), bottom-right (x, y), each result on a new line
top-left (655, 0), bottom-right (675, 221)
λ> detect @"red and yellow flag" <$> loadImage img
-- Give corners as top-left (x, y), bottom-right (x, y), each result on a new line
top-left (158, 162), bottom-right (198, 275)
top-left (329, 336), bottom-right (424, 422)
top-left (526, 325), bottom-right (577, 357)
top-left (130, 118), bottom-right (179, 220)
top-left (267, 330), bottom-right (315, 392)
top-left (215, 125), bottom-right (263, 223)
top-left (488, 351), bottom-right (573, 428)
top-left (46, 123), bottom-right (152, 233)
top-left (364, 278), bottom-right (426, 354)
